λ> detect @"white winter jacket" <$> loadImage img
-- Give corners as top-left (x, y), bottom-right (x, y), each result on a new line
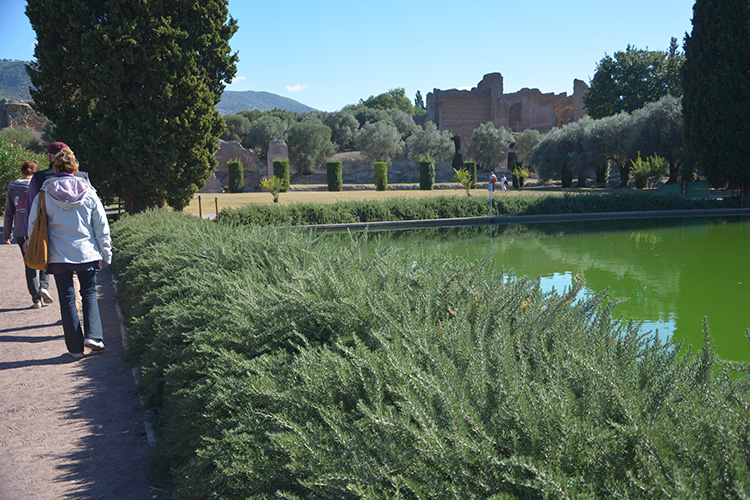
top-left (28, 174), bottom-right (112, 265)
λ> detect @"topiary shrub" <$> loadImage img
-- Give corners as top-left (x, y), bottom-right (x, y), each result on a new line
top-left (512, 164), bottom-right (530, 190)
top-left (463, 160), bottom-right (477, 189)
top-left (418, 155), bottom-right (435, 190)
top-left (374, 162), bottom-right (388, 191)
top-left (227, 158), bottom-right (244, 193)
top-left (273, 159), bottom-right (290, 192)
top-left (326, 160), bottom-right (343, 192)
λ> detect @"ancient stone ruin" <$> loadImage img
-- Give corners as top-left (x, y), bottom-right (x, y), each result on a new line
top-left (426, 73), bottom-right (587, 169)
top-left (0, 99), bottom-right (46, 134)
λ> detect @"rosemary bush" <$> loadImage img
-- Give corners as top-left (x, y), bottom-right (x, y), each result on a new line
top-left (112, 210), bottom-right (750, 499)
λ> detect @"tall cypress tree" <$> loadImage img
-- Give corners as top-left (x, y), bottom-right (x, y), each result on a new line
top-left (681, 0), bottom-right (750, 204)
top-left (25, 0), bottom-right (238, 212)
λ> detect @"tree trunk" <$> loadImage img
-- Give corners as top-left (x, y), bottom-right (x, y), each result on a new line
top-left (576, 174), bottom-right (587, 188)
top-left (668, 159), bottom-right (679, 183)
top-left (742, 181), bottom-right (750, 208)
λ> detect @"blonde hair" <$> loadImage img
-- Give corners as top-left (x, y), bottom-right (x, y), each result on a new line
top-left (53, 148), bottom-right (79, 174)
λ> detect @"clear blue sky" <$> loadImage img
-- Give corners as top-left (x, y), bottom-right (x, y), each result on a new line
top-left (0, 0), bottom-right (696, 112)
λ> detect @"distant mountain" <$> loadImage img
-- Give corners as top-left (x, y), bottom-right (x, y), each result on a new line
top-left (217, 90), bottom-right (316, 114)
top-left (0, 60), bottom-right (315, 114)
top-left (0, 60), bottom-right (33, 101)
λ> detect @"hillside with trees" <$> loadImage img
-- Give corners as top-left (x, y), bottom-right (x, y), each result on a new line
top-left (0, 60), bottom-right (33, 100)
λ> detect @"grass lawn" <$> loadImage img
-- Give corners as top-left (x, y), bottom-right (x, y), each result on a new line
top-left (184, 186), bottom-right (552, 214)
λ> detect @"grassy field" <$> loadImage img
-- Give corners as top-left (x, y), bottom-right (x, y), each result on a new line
top-left (184, 186), bottom-right (550, 214)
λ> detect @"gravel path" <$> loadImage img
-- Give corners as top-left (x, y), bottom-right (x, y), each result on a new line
top-left (0, 242), bottom-right (165, 500)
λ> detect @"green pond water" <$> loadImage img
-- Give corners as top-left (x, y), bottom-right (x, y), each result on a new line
top-left (355, 216), bottom-right (750, 362)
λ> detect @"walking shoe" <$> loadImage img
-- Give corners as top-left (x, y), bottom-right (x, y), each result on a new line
top-left (69, 352), bottom-right (85, 359)
top-left (84, 338), bottom-right (105, 352)
top-left (39, 288), bottom-right (54, 304)
top-left (31, 300), bottom-right (42, 309)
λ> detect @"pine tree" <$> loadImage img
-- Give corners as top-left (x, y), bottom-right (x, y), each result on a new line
top-left (681, 0), bottom-right (750, 204)
top-left (25, 0), bottom-right (238, 212)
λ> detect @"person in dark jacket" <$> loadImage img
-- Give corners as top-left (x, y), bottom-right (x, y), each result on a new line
top-left (4, 160), bottom-right (51, 308)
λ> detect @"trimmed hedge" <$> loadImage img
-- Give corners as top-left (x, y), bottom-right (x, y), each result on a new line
top-left (112, 210), bottom-right (750, 499)
top-left (217, 190), bottom-right (735, 227)
top-left (227, 158), bottom-right (243, 193)
top-left (374, 161), bottom-right (388, 191)
top-left (326, 159), bottom-right (343, 191)
top-left (419, 158), bottom-right (435, 190)
top-left (272, 158), bottom-right (290, 192)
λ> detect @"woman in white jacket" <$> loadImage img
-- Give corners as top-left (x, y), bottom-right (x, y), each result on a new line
top-left (28, 148), bottom-right (112, 359)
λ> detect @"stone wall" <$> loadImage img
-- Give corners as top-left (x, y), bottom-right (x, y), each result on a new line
top-left (203, 139), bottom-right (262, 192)
top-left (426, 72), bottom-right (588, 169)
top-left (0, 99), bottom-right (46, 133)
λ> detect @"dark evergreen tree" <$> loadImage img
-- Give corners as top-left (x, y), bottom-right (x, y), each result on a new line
top-left (681, 0), bottom-right (750, 204)
top-left (26, 0), bottom-right (238, 212)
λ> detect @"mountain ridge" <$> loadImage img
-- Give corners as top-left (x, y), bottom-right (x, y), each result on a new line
top-left (0, 60), bottom-right (315, 114)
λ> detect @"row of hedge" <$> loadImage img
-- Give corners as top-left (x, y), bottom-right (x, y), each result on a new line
top-left (217, 190), bottom-right (735, 227)
top-left (112, 210), bottom-right (750, 499)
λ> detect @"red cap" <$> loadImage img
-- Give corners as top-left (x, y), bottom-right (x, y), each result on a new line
top-left (46, 142), bottom-right (69, 155)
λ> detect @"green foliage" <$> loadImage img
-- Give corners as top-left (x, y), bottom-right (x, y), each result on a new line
top-left (358, 87), bottom-right (417, 114)
top-left (512, 165), bottom-right (530, 190)
top-left (0, 135), bottom-right (47, 216)
top-left (259, 176), bottom-right (284, 203)
top-left (466, 121), bottom-right (513, 170)
top-left (631, 152), bottom-right (668, 189)
top-left (217, 190), bottom-right (733, 228)
top-left (216, 89), bottom-right (315, 115)
top-left (414, 90), bottom-right (426, 114)
top-left (453, 167), bottom-right (473, 196)
top-left (585, 39), bottom-right (685, 119)
top-left (0, 60), bottom-right (32, 100)
top-left (419, 155), bottom-right (435, 190)
top-left (0, 127), bottom-right (43, 153)
top-left (323, 110), bottom-right (359, 151)
top-left (374, 161), bottom-right (388, 191)
top-left (512, 128), bottom-right (541, 168)
top-left (242, 114), bottom-right (288, 158)
top-left (287, 120), bottom-right (337, 175)
top-left (355, 121), bottom-right (404, 164)
top-left (406, 121), bottom-right (454, 163)
top-left (386, 108), bottom-right (420, 141)
top-left (272, 159), bottom-right (290, 192)
top-left (112, 210), bottom-right (750, 499)
top-left (26, 0), bottom-right (238, 213)
top-left (326, 159), bottom-right (343, 191)
top-left (227, 158), bottom-right (243, 193)
top-left (464, 160), bottom-right (477, 188)
top-left (220, 113), bottom-right (252, 143)
top-left (682, 0), bottom-right (750, 200)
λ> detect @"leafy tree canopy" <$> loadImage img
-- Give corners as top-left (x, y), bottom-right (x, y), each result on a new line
top-left (406, 121), bottom-right (454, 163)
top-left (286, 120), bottom-right (337, 175)
top-left (584, 39), bottom-right (684, 119)
top-left (355, 121), bottom-right (404, 164)
top-left (26, 0), bottom-right (238, 212)
top-left (354, 88), bottom-right (417, 115)
top-left (465, 122), bottom-right (513, 171)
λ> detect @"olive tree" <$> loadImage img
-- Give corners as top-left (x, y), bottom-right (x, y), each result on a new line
top-left (287, 120), bottom-right (337, 175)
top-left (354, 121), bottom-right (404, 164)
top-left (465, 122), bottom-right (513, 171)
top-left (405, 121), bottom-right (454, 163)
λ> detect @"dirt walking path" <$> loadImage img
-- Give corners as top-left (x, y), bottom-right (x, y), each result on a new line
top-left (0, 242), bottom-right (165, 500)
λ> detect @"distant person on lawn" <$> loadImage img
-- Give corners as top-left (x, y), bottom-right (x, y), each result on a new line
top-left (28, 148), bottom-right (111, 359)
top-left (4, 160), bottom-right (51, 308)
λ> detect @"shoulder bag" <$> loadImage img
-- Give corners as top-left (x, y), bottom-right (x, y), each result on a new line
top-left (24, 191), bottom-right (49, 271)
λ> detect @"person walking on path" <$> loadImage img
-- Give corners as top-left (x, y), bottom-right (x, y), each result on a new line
top-left (28, 148), bottom-right (111, 359)
top-left (4, 160), bottom-right (54, 308)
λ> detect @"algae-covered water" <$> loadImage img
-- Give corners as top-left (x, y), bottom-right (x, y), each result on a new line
top-left (363, 216), bottom-right (750, 362)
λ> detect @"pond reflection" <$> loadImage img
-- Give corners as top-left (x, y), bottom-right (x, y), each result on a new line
top-left (346, 217), bottom-right (750, 362)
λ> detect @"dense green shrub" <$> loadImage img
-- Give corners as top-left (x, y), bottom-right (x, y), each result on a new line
top-left (326, 159), bottom-right (343, 191)
top-left (227, 158), bottom-right (243, 193)
top-left (419, 156), bottom-right (435, 190)
top-left (112, 210), bottom-right (750, 499)
top-left (217, 190), bottom-right (734, 227)
top-left (374, 161), bottom-right (388, 191)
top-left (464, 160), bottom-right (477, 188)
top-left (272, 158), bottom-right (290, 192)
top-left (0, 136), bottom-right (48, 216)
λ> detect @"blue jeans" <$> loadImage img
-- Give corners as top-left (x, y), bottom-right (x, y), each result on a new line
top-left (54, 270), bottom-right (103, 354)
top-left (16, 237), bottom-right (50, 302)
